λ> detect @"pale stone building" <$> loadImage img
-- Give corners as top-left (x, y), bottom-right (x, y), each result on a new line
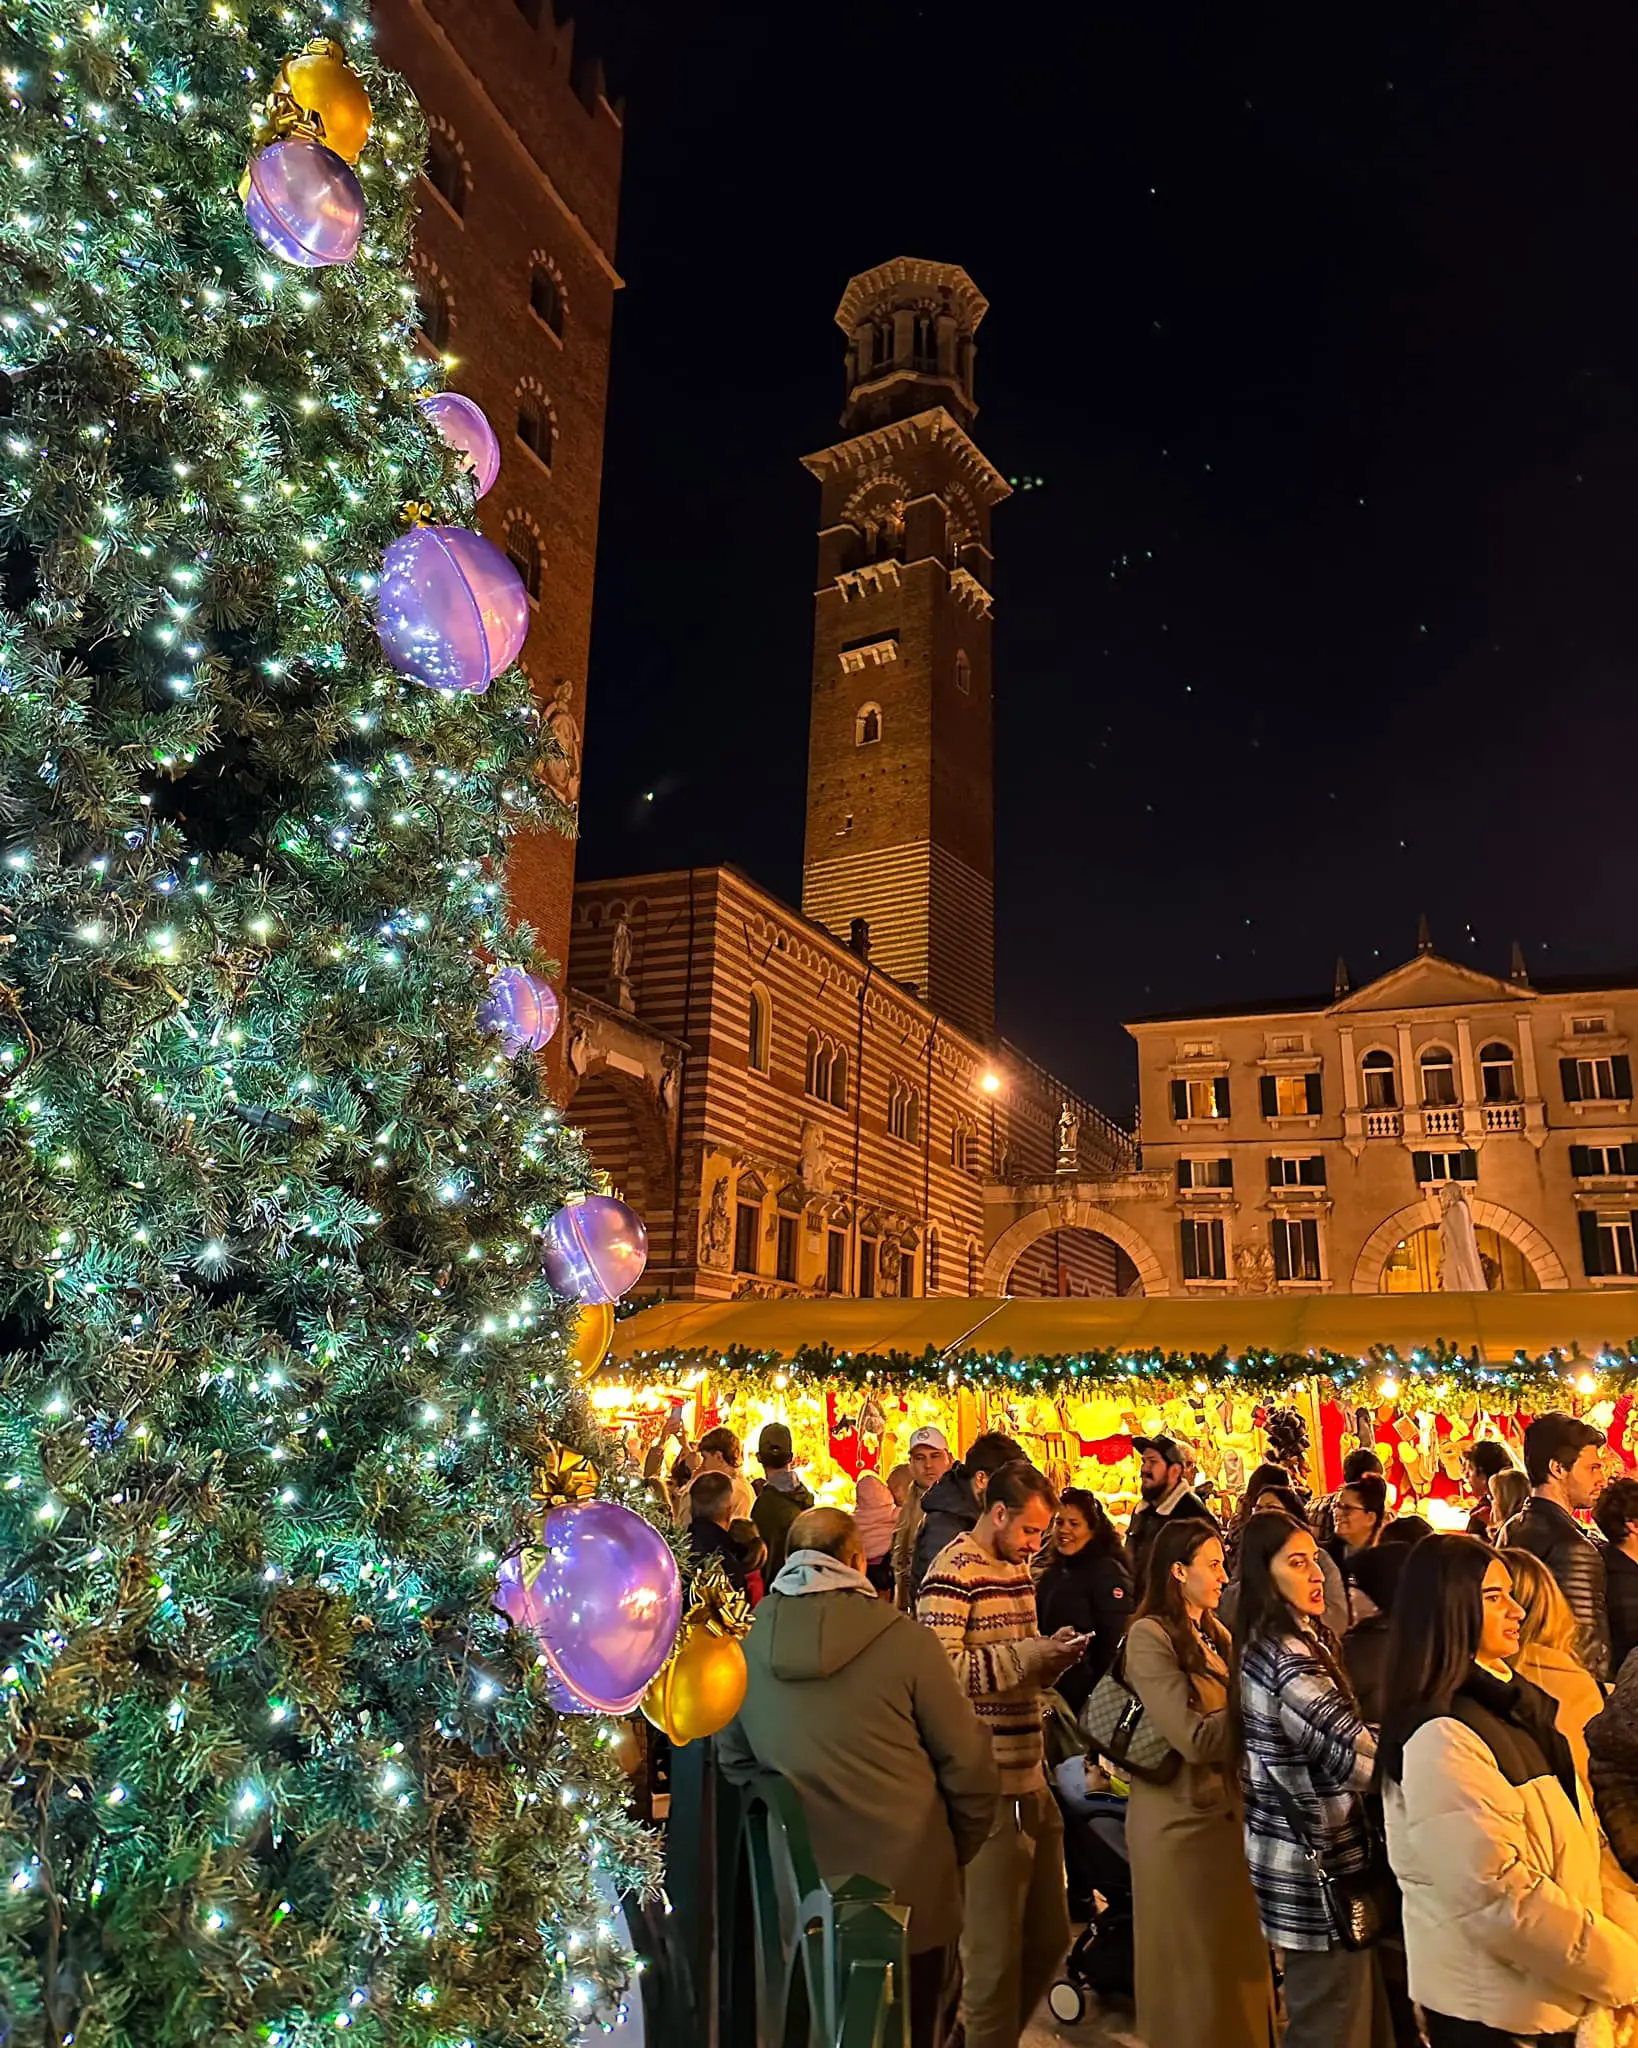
top-left (984, 942), bottom-right (1638, 1296)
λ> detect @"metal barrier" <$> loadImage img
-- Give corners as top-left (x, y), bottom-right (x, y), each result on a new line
top-left (640, 1736), bottom-right (911, 2048)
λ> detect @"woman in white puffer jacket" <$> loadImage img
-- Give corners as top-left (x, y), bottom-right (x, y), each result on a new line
top-left (1379, 1534), bottom-right (1638, 2048)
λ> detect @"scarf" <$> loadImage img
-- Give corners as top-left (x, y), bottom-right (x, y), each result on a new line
top-left (772, 1549), bottom-right (878, 1598)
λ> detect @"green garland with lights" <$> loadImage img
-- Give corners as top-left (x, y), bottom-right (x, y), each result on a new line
top-left (616, 1340), bottom-right (1638, 1402)
top-left (0, 3), bottom-right (659, 2045)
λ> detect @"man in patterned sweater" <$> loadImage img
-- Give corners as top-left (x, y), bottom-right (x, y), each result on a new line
top-left (918, 1462), bottom-right (1085, 2048)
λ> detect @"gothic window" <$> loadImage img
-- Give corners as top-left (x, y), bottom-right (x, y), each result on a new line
top-left (414, 278), bottom-right (452, 354)
top-left (805, 1031), bottom-right (832, 1101)
top-left (1420, 1045), bottom-right (1458, 1106)
top-left (733, 1200), bottom-right (760, 1275)
top-left (748, 984), bottom-right (771, 1074)
top-left (424, 127), bottom-right (468, 217)
top-left (1480, 1042), bottom-right (1517, 1102)
top-left (855, 702), bottom-right (882, 747)
top-left (516, 392), bottom-right (554, 467)
top-left (927, 1230), bottom-right (940, 1293)
top-left (887, 1080), bottom-right (920, 1143)
top-left (951, 1118), bottom-right (977, 1172)
top-left (530, 261), bottom-right (566, 337)
top-left (504, 520), bottom-right (542, 603)
top-left (955, 650), bottom-right (971, 695)
top-left (1361, 1048), bottom-right (1398, 1110)
top-left (829, 1047), bottom-right (849, 1110)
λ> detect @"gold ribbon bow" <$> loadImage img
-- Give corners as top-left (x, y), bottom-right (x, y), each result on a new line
top-left (684, 1553), bottom-right (752, 1642)
top-left (532, 1441), bottom-right (599, 1512)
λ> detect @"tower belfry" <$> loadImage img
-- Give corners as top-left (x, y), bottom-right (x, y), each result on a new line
top-left (800, 258), bottom-right (1008, 1042)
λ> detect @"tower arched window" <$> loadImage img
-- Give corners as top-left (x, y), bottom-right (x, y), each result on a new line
top-left (516, 392), bottom-right (554, 467)
top-left (1420, 1045), bottom-right (1457, 1106)
top-left (855, 702), bottom-right (882, 747)
top-left (504, 520), bottom-right (542, 603)
top-left (424, 126), bottom-right (468, 217)
top-left (1361, 1048), bottom-right (1398, 1110)
top-left (414, 277), bottom-right (452, 354)
top-left (1480, 1041), bottom-right (1518, 1103)
top-left (955, 650), bottom-right (971, 695)
top-left (748, 984), bottom-right (771, 1074)
top-left (530, 261), bottom-right (566, 338)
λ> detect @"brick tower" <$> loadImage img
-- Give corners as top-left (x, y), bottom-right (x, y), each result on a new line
top-left (800, 258), bottom-right (1008, 1042)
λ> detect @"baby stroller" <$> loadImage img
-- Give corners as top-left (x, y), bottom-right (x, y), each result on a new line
top-left (1046, 1754), bottom-right (1133, 2023)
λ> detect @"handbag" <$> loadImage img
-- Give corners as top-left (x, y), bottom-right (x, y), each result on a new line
top-left (1263, 1773), bottom-right (1399, 1951)
top-left (1078, 1644), bottom-right (1181, 1785)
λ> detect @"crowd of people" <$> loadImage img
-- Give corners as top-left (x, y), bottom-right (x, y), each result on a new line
top-left (685, 1405), bottom-right (1638, 2048)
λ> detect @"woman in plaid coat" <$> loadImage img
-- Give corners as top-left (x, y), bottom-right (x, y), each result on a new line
top-left (1231, 1510), bottom-right (1391, 2048)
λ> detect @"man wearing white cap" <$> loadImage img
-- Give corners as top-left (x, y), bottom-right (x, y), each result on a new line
top-left (892, 1425), bottom-right (952, 1610)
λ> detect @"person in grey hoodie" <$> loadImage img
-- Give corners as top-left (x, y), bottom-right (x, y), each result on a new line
top-left (717, 1506), bottom-right (998, 2048)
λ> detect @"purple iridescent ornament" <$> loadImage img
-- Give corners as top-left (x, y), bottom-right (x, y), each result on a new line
top-left (478, 967), bottom-right (560, 1057)
top-left (375, 524), bottom-right (529, 694)
top-left (494, 1501), bottom-right (681, 1714)
top-left (419, 391), bottom-right (501, 499)
top-left (541, 1194), bottom-right (648, 1305)
top-left (243, 137), bottom-right (364, 268)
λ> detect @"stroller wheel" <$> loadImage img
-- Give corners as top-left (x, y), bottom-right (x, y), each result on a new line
top-left (1047, 1980), bottom-right (1085, 2024)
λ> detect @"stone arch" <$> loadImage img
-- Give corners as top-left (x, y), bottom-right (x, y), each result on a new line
top-left (561, 1062), bottom-right (673, 1220)
top-left (1351, 1198), bottom-right (1571, 1293)
top-left (982, 1201), bottom-right (1168, 1297)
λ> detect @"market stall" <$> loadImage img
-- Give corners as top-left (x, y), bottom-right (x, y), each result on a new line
top-left (598, 1292), bottom-right (1638, 1526)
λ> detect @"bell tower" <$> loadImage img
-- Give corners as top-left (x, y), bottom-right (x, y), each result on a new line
top-left (800, 258), bottom-right (1008, 1042)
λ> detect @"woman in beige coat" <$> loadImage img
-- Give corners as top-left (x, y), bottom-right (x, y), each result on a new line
top-left (1121, 1520), bottom-right (1277, 2048)
top-left (1506, 1545), bottom-right (1604, 1795)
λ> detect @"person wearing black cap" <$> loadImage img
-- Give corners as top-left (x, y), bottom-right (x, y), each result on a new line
top-left (1124, 1433), bottom-right (1217, 1593)
top-left (750, 1422), bottom-right (814, 1580)
top-left (1502, 1410), bottom-right (1611, 1681)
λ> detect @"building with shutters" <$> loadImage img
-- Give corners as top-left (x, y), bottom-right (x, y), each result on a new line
top-left (985, 941), bottom-right (1638, 1298)
top-left (373, 0), bottom-right (622, 1024)
top-left (561, 258), bottom-right (1136, 1301)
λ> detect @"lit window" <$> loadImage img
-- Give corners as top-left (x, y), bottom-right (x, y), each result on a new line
top-left (1261, 1071), bottom-right (1322, 1118)
top-left (855, 702), bottom-right (882, 746)
top-left (1361, 1049), bottom-right (1398, 1109)
top-left (1271, 1216), bottom-right (1321, 1281)
top-left (1479, 1042), bottom-right (1517, 1103)
top-left (1171, 1075), bottom-right (1229, 1120)
top-left (1420, 1046), bottom-right (1458, 1105)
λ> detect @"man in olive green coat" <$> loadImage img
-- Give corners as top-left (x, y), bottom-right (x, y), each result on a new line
top-left (717, 1507), bottom-right (998, 2048)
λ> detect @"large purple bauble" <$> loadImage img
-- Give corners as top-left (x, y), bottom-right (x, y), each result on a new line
top-left (375, 525), bottom-right (529, 693)
top-left (419, 391), bottom-right (501, 499)
top-left (494, 1501), bottom-right (681, 1714)
top-left (542, 1195), bottom-right (648, 1304)
top-left (478, 966), bottom-right (560, 1057)
top-left (244, 138), bottom-right (364, 268)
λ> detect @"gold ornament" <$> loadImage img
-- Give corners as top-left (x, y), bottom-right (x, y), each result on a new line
top-left (640, 1555), bottom-right (752, 1746)
top-left (531, 1440), bottom-right (599, 1510)
top-left (566, 1300), bottom-right (615, 1382)
top-left (262, 38), bottom-right (374, 164)
top-left (607, 1718), bottom-right (643, 1776)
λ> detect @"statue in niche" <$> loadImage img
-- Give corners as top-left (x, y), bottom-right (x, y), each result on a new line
top-left (543, 678), bottom-right (583, 808)
top-left (700, 1178), bottom-right (731, 1269)
top-left (879, 1237), bottom-right (902, 1298)
top-left (1056, 1103), bottom-right (1080, 1171)
top-left (799, 1119), bottom-right (831, 1194)
top-left (1234, 1243), bottom-right (1276, 1295)
top-left (609, 917), bottom-right (635, 1013)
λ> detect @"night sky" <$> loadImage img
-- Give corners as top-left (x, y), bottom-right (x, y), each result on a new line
top-left (570, 0), bottom-right (1638, 1119)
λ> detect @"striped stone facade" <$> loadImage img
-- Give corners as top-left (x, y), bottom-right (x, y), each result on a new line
top-left (566, 866), bottom-right (1128, 1300)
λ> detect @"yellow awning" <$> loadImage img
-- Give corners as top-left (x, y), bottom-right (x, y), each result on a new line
top-left (610, 1290), bottom-right (1638, 1369)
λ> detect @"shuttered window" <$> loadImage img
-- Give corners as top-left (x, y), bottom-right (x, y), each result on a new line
top-left (1581, 1210), bottom-right (1638, 1278)
top-left (1562, 1055), bottom-right (1633, 1103)
top-left (1172, 1076), bottom-right (1230, 1120)
top-left (1180, 1217), bottom-right (1226, 1281)
top-left (1271, 1216), bottom-right (1321, 1281)
top-left (1411, 1150), bottom-right (1478, 1184)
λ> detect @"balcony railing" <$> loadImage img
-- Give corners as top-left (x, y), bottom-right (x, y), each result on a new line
top-left (1364, 1109), bottom-right (1403, 1138)
top-left (1420, 1105), bottom-right (1466, 1138)
top-left (1483, 1102), bottom-right (1526, 1133)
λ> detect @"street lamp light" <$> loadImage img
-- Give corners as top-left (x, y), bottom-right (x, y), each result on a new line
top-left (980, 1071), bottom-right (1002, 1095)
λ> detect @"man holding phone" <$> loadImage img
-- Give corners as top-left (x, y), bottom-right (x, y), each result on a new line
top-left (918, 1462), bottom-right (1084, 2048)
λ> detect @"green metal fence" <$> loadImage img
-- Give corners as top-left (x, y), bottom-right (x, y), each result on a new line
top-left (641, 1736), bottom-right (911, 2048)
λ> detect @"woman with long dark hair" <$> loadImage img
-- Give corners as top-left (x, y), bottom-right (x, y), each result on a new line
top-left (1380, 1534), bottom-right (1638, 2046)
top-left (1035, 1487), bottom-right (1132, 1710)
top-left (1231, 1510), bottom-right (1388, 2048)
top-left (1124, 1520), bottom-right (1276, 2047)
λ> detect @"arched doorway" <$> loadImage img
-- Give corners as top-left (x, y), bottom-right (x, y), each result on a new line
top-left (1353, 1199), bottom-right (1570, 1293)
top-left (1004, 1226), bottom-right (1142, 1299)
top-left (1379, 1224), bottom-right (1541, 1294)
top-left (982, 1201), bottom-right (1166, 1296)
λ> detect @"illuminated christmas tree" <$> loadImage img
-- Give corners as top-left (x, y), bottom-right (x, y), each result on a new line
top-left (0, 5), bottom-right (661, 2042)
